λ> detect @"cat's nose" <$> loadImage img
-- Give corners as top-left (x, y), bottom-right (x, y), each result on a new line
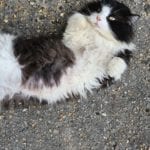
top-left (96, 16), bottom-right (101, 21)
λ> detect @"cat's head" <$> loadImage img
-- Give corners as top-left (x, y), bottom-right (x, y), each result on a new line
top-left (79, 0), bottom-right (140, 43)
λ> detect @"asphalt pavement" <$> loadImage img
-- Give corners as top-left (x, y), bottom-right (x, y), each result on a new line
top-left (0, 0), bottom-right (149, 149)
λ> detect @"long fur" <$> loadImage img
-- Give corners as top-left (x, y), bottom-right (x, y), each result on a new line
top-left (0, 0), bottom-right (139, 103)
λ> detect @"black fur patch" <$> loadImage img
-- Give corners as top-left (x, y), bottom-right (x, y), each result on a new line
top-left (108, 1), bottom-right (135, 42)
top-left (79, 1), bottom-right (102, 15)
top-left (101, 0), bottom-right (116, 6)
top-left (13, 35), bottom-right (75, 88)
top-left (116, 49), bottom-right (133, 65)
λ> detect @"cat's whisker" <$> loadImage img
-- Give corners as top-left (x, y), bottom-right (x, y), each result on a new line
top-left (111, 8), bottom-right (126, 15)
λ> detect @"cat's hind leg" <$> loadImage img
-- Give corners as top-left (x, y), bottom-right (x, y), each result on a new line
top-left (107, 57), bottom-right (127, 81)
top-left (66, 13), bottom-right (88, 31)
top-left (107, 50), bottom-right (132, 81)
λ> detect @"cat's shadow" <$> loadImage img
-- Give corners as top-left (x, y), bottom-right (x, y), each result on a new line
top-left (0, 94), bottom-right (80, 112)
top-left (0, 77), bottom-right (115, 111)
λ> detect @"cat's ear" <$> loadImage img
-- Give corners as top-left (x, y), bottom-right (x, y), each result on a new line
top-left (129, 14), bottom-right (140, 24)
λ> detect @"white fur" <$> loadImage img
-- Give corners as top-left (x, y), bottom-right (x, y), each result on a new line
top-left (0, 33), bottom-right (22, 100)
top-left (0, 5), bottom-right (136, 103)
top-left (107, 57), bottom-right (127, 80)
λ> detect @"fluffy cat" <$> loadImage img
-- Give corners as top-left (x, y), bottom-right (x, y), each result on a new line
top-left (0, 0), bottom-right (139, 103)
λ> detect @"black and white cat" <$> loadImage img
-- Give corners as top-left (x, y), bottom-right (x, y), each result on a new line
top-left (0, 0), bottom-right (139, 103)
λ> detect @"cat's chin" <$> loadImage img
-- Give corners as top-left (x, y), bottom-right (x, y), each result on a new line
top-left (94, 23), bottom-right (99, 26)
top-left (90, 21), bottom-right (101, 29)
top-left (94, 23), bottom-right (103, 30)
top-left (93, 26), bottom-right (116, 42)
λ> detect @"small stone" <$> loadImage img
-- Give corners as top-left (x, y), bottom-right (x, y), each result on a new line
top-left (60, 13), bottom-right (64, 17)
top-left (31, 123), bottom-right (37, 128)
top-left (53, 129), bottom-right (59, 134)
top-left (22, 108), bottom-right (28, 112)
top-left (30, 2), bottom-right (35, 5)
top-left (9, 115), bottom-right (13, 119)
top-left (0, 115), bottom-right (4, 120)
top-left (101, 113), bottom-right (107, 117)
top-left (4, 18), bottom-right (8, 23)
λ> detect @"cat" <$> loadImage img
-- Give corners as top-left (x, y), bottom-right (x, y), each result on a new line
top-left (0, 0), bottom-right (140, 104)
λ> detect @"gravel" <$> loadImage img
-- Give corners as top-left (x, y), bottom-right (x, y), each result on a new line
top-left (0, 0), bottom-right (149, 149)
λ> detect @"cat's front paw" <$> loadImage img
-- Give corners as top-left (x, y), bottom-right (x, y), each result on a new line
top-left (107, 57), bottom-right (127, 81)
top-left (68, 13), bottom-right (87, 29)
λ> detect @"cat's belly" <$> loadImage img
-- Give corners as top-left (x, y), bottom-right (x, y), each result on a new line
top-left (21, 57), bottom-right (108, 103)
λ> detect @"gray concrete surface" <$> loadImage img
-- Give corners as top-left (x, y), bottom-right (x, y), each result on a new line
top-left (0, 0), bottom-right (149, 149)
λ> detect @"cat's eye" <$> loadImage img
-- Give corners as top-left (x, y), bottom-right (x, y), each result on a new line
top-left (108, 16), bottom-right (116, 21)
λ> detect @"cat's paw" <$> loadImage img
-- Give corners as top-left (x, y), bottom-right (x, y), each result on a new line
top-left (107, 57), bottom-right (127, 81)
top-left (68, 13), bottom-right (87, 29)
